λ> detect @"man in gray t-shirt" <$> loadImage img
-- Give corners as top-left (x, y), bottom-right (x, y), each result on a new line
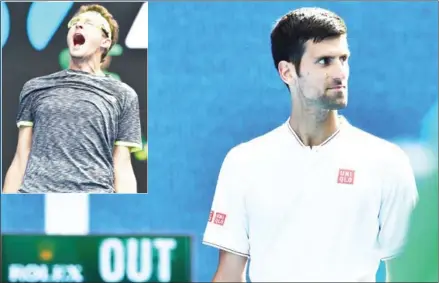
top-left (3, 4), bottom-right (142, 193)
top-left (17, 70), bottom-right (141, 193)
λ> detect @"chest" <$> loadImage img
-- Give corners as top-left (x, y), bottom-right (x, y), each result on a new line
top-left (245, 150), bottom-right (383, 236)
top-left (33, 87), bottom-right (120, 122)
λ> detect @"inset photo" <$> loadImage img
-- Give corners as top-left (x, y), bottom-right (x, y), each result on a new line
top-left (1, 2), bottom-right (148, 193)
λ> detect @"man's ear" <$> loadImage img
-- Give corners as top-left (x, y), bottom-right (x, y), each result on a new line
top-left (278, 61), bottom-right (297, 85)
top-left (101, 37), bottom-right (111, 50)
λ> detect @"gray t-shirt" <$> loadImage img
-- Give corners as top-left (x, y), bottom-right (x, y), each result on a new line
top-left (16, 69), bottom-right (142, 193)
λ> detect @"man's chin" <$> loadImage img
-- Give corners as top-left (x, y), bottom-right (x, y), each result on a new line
top-left (321, 92), bottom-right (348, 110)
top-left (69, 48), bottom-right (87, 59)
top-left (326, 102), bottom-right (348, 110)
top-left (322, 98), bottom-right (348, 110)
top-left (69, 52), bottom-right (87, 61)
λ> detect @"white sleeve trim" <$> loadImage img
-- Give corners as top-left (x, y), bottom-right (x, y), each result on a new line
top-left (381, 249), bottom-right (403, 261)
top-left (202, 226), bottom-right (250, 258)
top-left (115, 141), bottom-right (142, 153)
top-left (17, 121), bottom-right (33, 128)
top-left (202, 240), bottom-right (250, 258)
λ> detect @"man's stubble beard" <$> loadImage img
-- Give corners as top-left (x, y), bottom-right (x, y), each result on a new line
top-left (70, 46), bottom-right (101, 62)
top-left (318, 89), bottom-right (348, 111)
top-left (293, 84), bottom-right (348, 123)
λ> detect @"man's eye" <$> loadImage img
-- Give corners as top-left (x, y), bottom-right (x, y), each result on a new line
top-left (318, 57), bottom-right (332, 65)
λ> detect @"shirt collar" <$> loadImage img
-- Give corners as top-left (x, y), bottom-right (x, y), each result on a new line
top-left (286, 115), bottom-right (349, 149)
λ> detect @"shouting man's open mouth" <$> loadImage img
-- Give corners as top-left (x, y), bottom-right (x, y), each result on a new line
top-left (73, 33), bottom-right (86, 48)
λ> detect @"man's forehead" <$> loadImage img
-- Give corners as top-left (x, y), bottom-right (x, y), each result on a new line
top-left (304, 35), bottom-right (350, 57)
top-left (76, 11), bottom-right (106, 23)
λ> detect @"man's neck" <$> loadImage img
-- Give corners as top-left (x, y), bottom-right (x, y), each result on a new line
top-left (69, 58), bottom-right (104, 76)
top-left (289, 107), bottom-right (341, 147)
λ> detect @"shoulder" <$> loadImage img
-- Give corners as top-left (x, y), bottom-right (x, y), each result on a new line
top-left (347, 124), bottom-right (413, 184)
top-left (20, 71), bottom-right (65, 100)
top-left (224, 122), bottom-right (288, 165)
top-left (348, 125), bottom-right (409, 162)
top-left (23, 70), bottom-right (60, 85)
top-left (26, 70), bottom-right (67, 85)
top-left (108, 79), bottom-right (138, 99)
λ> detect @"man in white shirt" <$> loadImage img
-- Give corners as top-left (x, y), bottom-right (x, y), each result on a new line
top-left (203, 7), bottom-right (418, 282)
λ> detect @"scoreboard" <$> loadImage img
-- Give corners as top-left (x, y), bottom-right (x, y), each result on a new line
top-left (2, 235), bottom-right (192, 283)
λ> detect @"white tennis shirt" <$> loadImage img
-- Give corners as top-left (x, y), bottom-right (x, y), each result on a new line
top-left (203, 118), bottom-right (418, 282)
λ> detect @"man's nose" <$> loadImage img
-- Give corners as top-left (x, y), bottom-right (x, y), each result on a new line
top-left (331, 59), bottom-right (348, 81)
top-left (74, 23), bottom-right (84, 30)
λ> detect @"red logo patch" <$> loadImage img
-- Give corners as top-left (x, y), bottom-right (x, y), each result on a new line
top-left (208, 210), bottom-right (214, 222)
top-left (214, 212), bottom-right (227, 226)
top-left (338, 169), bottom-right (355, 185)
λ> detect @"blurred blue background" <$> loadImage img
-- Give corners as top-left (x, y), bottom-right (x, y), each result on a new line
top-left (2, 1), bottom-right (438, 282)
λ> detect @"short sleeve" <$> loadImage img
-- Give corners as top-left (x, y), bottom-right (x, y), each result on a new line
top-left (203, 147), bottom-right (250, 258)
top-left (115, 88), bottom-right (142, 153)
top-left (16, 82), bottom-right (34, 128)
top-left (378, 149), bottom-right (419, 260)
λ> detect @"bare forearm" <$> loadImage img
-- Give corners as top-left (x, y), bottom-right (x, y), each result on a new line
top-left (114, 169), bottom-right (137, 193)
top-left (213, 272), bottom-right (246, 282)
top-left (385, 269), bottom-right (393, 283)
top-left (3, 159), bottom-right (27, 193)
top-left (212, 250), bottom-right (248, 282)
top-left (385, 258), bottom-right (397, 283)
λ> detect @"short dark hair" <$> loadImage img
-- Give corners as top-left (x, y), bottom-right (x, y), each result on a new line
top-left (271, 7), bottom-right (347, 77)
